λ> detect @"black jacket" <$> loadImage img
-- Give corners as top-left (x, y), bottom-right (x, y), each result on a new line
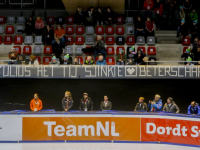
top-left (134, 52), bottom-right (146, 64)
top-left (42, 29), bottom-right (54, 42)
top-left (75, 11), bottom-right (84, 24)
top-left (62, 98), bottom-right (73, 111)
top-left (79, 97), bottom-right (93, 111)
top-left (180, 24), bottom-right (188, 35)
top-left (100, 101), bottom-right (112, 110)
top-left (96, 11), bottom-right (104, 22)
top-left (104, 11), bottom-right (115, 21)
top-left (190, 24), bottom-right (198, 35)
top-left (52, 42), bottom-right (64, 54)
top-left (135, 20), bottom-right (145, 30)
top-left (134, 102), bottom-right (148, 111)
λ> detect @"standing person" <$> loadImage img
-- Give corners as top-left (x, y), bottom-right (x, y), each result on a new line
top-left (85, 6), bottom-right (95, 26)
top-left (25, 16), bottom-right (35, 35)
top-left (79, 93), bottom-right (93, 111)
top-left (52, 24), bottom-right (66, 45)
top-left (28, 55), bottom-right (39, 66)
top-left (143, 0), bottom-right (154, 18)
top-left (30, 93), bottom-right (43, 112)
top-left (35, 16), bottom-right (44, 35)
top-left (116, 49), bottom-right (126, 65)
top-left (61, 54), bottom-right (72, 65)
top-left (8, 47), bottom-right (18, 65)
top-left (163, 97), bottom-right (180, 113)
top-left (62, 91), bottom-right (73, 111)
top-left (52, 37), bottom-right (64, 61)
top-left (75, 6), bottom-right (84, 25)
top-left (188, 101), bottom-right (200, 115)
top-left (179, 6), bottom-right (186, 20)
top-left (134, 97), bottom-right (148, 111)
top-left (135, 16), bottom-right (145, 38)
top-left (148, 94), bottom-right (163, 112)
top-left (145, 17), bottom-right (155, 37)
top-left (93, 35), bottom-right (106, 60)
top-left (100, 95), bottom-right (112, 110)
top-left (96, 55), bottom-right (107, 65)
top-left (42, 24), bottom-right (54, 45)
top-left (96, 7), bottom-right (104, 25)
top-left (134, 49), bottom-right (146, 65)
top-left (154, 0), bottom-right (163, 30)
top-left (104, 7), bottom-right (115, 26)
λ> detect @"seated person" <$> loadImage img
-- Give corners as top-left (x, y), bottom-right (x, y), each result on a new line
top-left (96, 7), bottom-right (104, 25)
top-left (52, 24), bottom-right (66, 45)
top-left (42, 24), bottom-right (54, 45)
top-left (73, 58), bottom-right (82, 65)
top-left (116, 49), bottom-right (126, 65)
top-left (135, 16), bottom-right (145, 37)
top-left (100, 95), bottom-right (112, 110)
top-left (49, 56), bottom-right (60, 65)
top-left (134, 49), bottom-right (146, 65)
top-left (134, 97), bottom-right (148, 111)
top-left (163, 97), bottom-right (180, 113)
top-left (127, 46), bottom-right (136, 60)
top-left (25, 16), bottom-right (35, 35)
top-left (148, 94), bottom-right (163, 112)
top-left (8, 47), bottom-right (18, 65)
top-left (62, 91), bottom-right (73, 111)
top-left (96, 55), bottom-right (107, 65)
top-left (145, 17), bottom-right (155, 37)
top-left (79, 93), bottom-right (93, 111)
top-left (35, 16), bottom-right (44, 35)
top-left (94, 35), bottom-right (106, 60)
top-left (30, 93), bottom-right (43, 111)
top-left (177, 19), bottom-right (188, 37)
top-left (17, 55), bottom-right (29, 65)
top-left (52, 37), bottom-right (64, 61)
top-left (61, 54), bottom-right (72, 65)
top-left (104, 7), bottom-right (115, 25)
top-left (85, 6), bottom-right (95, 26)
top-left (84, 56), bottom-right (95, 65)
top-left (28, 55), bottom-right (39, 66)
top-left (181, 47), bottom-right (194, 64)
top-left (188, 101), bottom-right (200, 115)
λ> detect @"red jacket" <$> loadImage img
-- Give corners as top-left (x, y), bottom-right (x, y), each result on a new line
top-left (154, 4), bottom-right (163, 16)
top-left (146, 21), bottom-right (154, 32)
top-left (143, 0), bottom-right (154, 10)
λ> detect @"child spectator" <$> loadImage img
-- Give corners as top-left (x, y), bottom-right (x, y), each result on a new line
top-left (49, 56), bottom-right (60, 65)
top-left (116, 49), bottom-right (126, 65)
top-left (61, 54), bottom-right (72, 65)
top-left (186, 57), bottom-right (194, 65)
top-left (145, 17), bottom-right (155, 37)
top-left (8, 47), bottom-right (18, 65)
top-left (127, 59), bottom-right (135, 65)
top-left (35, 16), bottom-right (44, 35)
top-left (75, 6), bottom-right (84, 25)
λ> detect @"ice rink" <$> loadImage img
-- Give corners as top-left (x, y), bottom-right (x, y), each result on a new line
top-left (0, 143), bottom-right (199, 150)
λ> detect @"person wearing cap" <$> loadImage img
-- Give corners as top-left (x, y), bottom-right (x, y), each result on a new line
top-left (190, 20), bottom-right (198, 43)
top-left (163, 97), bottom-right (180, 113)
top-left (28, 55), bottom-right (39, 66)
top-left (177, 19), bottom-right (188, 37)
top-left (96, 54), bottom-right (106, 65)
top-left (100, 95), bottom-right (112, 110)
top-left (62, 91), bottom-right (73, 111)
top-left (188, 101), bottom-right (200, 115)
top-left (148, 94), bottom-right (163, 112)
top-left (135, 16), bottom-right (145, 39)
top-left (181, 47), bottom-right (194, 64)
top-left (30, 93), bottom-right (43, 112)
top-left (49, 56), bottom-right (60, 65)
top-left (61, 54), bottom-right (72, 65)
top-left (127, 46), bottom-right (136, 65)
top-left (84, 56), bottom-right (95, 65)
top-left (116, 49), bottom-right (126, 65)
top-left (134, 97), bottom-right (148, 111)
top-left (134, 49), bottom-right (146, 65)
top-left (8, 47), bottom-right (18, 65)
top-left (186, 57), bottom-right (194, 65)
top-left (79, 93), bottom-right (93, 111)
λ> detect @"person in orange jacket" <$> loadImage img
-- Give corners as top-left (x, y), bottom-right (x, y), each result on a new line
top-left (30, 93), bottom-right (43, 111)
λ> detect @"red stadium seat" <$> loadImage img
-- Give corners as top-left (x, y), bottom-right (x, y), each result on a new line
top-left (137, 47), bottom-right (146, 54)
top-left (14, 36), bottom-right (23, 44)
top-left (5, 26), bottom-right (14, 34)
top-left (75, 57), bottom-right (83, 64)
top-left (66, 36), bottom-right (74, 45)
top-left (66, 17), bottom-right (74, 25)
top-left (182, 36), bottom-right (191, 45)
top-left (66, 26), bottom-right (74, 35)
top-left (95, 36), bottom-right (104, 41)
top-left (106, 26), bottom-right (114, 35)
top-left (13, 46), bottom-right (21, 54)
top-left (183, 47), bottom-right (189, 53)
top-left (116, 17), bottom-right (124, 25)
top-left (23, 46), bottom-right (32, 55)
top-left (106, 46), bottom-right (115, 55)
top-left (0, 16), bottom-right (6, 24)
top-left (75, 36), bottom-right (84, 45)
top-left (0, 36), bottom-right (2, 44)
top-left (43, 57), bottom-right (51, 65)
top-left (106, 36), bottom-right (115, 45)
top-left (95, 26), bottom-right (104, 35)
top-left (35, 56), bottom-right (41, 64)
top-left (46, 17), bottom-right (55, 25)
top-left (116, 26), bottom-right (124, 35)
top-left (76, 26), bottom-right (84, 35)
top-left (116, 46), bottom-right (125, 55)
top-left (126, 36), bottom-right (135, 45)
top-left (44, 46), bottom-right (52, 54)
top-left (106, 57), bottom-right (115, 65)
top-left (4, 36), bottom-right (13, 44)
top-left (147, 47), bottom-right (156, 55)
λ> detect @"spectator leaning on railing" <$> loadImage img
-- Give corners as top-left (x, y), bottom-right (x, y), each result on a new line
top-left (62, 91), bottom-right (73, 112)
top-left (84, 56), bottom-right (95, 65)
top-left (187, 101), bottom-right (200, 115)
top-left (96, 55), bottom-right (107, 65)
top-left (134, 97), bottom-right (148, 111)
top-left (100, 95), bottom-right (112, 110)
top-left (163, 97), bottom-right (180, 113)
top-left (148, 94), bottom-right (163, 112)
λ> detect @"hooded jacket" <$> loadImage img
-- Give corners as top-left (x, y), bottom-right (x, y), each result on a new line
top-left (163, 101), bottom-right (180, 113)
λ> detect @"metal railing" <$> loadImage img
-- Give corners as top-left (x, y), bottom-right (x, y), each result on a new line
top-left (9, 0), bottom-right (34, 5)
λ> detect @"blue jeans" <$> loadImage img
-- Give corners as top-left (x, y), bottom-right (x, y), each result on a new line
top-left (117, 61), bottom-right (124, 65)
top-left (52, 36), bottom-right (66, 45)
top-left (94, 49), bottom-right (107, 60)
top-left (8, 60), bottom-right (18, 64)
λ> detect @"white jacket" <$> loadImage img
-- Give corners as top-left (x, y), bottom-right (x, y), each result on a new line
top-left (29, 60), bottom-right (39, 66)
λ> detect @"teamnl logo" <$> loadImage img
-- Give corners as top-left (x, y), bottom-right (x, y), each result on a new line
top-left (44, 121), bottom-right (119, 137)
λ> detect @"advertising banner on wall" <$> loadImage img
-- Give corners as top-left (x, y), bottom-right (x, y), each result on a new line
top-left (141, 118), bottom-right (200, 146)
top-left (22, 117), bottom-right (140, 141)
top-left (0, 116), bottom-right (22, 141)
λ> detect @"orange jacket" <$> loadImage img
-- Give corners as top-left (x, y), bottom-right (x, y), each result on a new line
top-left (30, 98), bottom-right (43, 111)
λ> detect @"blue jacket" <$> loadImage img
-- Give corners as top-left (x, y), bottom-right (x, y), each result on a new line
top-left (187, 105), bottom-right (200, 115)
top-left (96, 60), bottom-right (107, 65)
top-left (148, 99), bottom-right (163, 112)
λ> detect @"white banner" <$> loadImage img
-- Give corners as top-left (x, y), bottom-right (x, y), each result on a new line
top-left (0, 116), bottom-right (22, 141)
